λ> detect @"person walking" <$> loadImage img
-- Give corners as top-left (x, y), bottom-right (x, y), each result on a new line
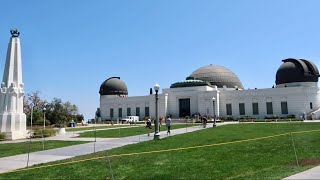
top-left (202, 116), bottom-right (207, 128)
top-left (146, 119), bottom-right (152, 136)
top-left (159, 117), bottom-right (163, 131)
top-left (165, 117), bottom-right (172, 135)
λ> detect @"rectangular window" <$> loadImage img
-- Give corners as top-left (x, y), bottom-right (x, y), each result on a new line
top-left (239, 103), bottom-right (245, 115)
top-left (310, 102), bottom-right (313, 109)
top-left (136, 107), bottom-right (140, 116)
top-left (118, 108), bottom-right (122, 118)
top-left (266, 102), bottom-right (273, 114)
top-left (110, 108), bottom-right (114, 118)
top-left (145, 107), bottom-right (149, 117)
top-left (226, 104), bottom-right (232, 115)
top-left (127, 108), bottom-right (131, 116)
top-left (281, 102), bottom-right (288, 114)
top-left (252, 103), bottom-right (259, 115)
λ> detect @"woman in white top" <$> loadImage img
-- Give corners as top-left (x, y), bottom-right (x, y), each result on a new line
top-left (165, 117), bottom-right (172, 135)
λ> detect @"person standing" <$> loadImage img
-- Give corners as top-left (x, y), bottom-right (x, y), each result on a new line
top-left (146, 119), bottom-right (152, 136)
top-left (159, 117), bottom-right (163, 131)
top-left (165, 117), bottom-right (172, 135)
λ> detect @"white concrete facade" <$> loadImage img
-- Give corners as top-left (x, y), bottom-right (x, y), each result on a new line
top-left (100, 93), bottom-right (168, 120)
top-left (0, 34), bottom-right (27, 140)
top-left (100, 85), bottom-right (320, 120)
top-left (219, 86), bottom-right (320, 119)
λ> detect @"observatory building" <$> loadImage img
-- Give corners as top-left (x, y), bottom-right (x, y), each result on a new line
top-left (98, 58), bottom-right (320, 121)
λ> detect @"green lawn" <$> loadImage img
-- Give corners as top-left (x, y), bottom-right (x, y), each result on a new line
top-left (0, 140), bottom-right (89, 158)
top-left (78, 124), bottom-right (199, 138)
top-left (65, 125), bottom-right (139, 132)
top-left (1, 123), bottom-right (320, 180)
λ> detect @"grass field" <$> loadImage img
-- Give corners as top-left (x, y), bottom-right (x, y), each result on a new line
top-left (78, 124), bottom-right (199, 138)
top-left (1, 123), bottom-right (320, 179)
top-left (65, 125), bottom-right (139, 132)
top-left (0, 141), bottom-right (89, 158)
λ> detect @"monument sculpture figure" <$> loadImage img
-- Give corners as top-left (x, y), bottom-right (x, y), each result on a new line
top-left (10, 28), bottom-right (20, 37)
top-left (0, 29), bottom-right (27, 140)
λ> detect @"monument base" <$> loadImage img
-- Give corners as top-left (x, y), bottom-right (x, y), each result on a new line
top-left (5, 130), bottom-right (28, 140)
top-left (0, 112), bottom-right (27, 140)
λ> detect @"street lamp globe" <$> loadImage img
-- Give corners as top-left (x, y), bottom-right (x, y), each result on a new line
top-left (154, 83), bottom-right (160, 92)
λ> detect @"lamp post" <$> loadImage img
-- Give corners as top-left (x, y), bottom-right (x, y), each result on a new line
top-left (212, 97), bottom-right (216, 127)
top-left (154, 83), bottom-right (160, 140)
top-left (30, 105), bottom-right (34, 129)
top-left (43, 107), bottom-right (46, 129)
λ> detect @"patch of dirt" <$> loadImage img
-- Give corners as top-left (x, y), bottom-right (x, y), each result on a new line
top-left (299, 158), bottom-right (320, 166)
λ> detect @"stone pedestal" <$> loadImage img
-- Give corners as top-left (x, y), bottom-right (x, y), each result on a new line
top-left (58, 128), bottom-right (66, 135)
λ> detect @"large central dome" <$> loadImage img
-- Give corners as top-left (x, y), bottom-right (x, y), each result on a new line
top-left (190, 65), bottom-right (244, 89)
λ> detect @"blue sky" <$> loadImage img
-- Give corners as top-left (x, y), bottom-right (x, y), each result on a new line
top-left (1, 0), bottom-right (320, 119)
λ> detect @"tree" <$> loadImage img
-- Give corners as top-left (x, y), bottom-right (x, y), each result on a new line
top-left (75, 114), bottom-right (84, 123)
top-left (24, 91), bottom-right (47, 126)
top-left (45, 98), bottom-right (80, 127)
top-left (24, 91), bottom-right (82, 128)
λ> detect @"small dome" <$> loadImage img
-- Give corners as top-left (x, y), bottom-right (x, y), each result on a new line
top-left (276, 58), bottom-right (319, 85)
top-left (99, 77), bottom-right (128, 95)
top-left (190, 65), bottom-right (244, 88)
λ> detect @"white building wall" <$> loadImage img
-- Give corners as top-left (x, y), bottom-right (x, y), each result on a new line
top-left (100, 95), bottom-right (150, 120)
top-left (100, 85), bottom-right (320, 120)
top-left (158, 93), bottom-right (168, 118)
top-left (219, 86), bottom-right (320, 118)
top-left (148, 93), bottom-right (167, 119)
top-left (163, 86), bottom-right (218, 118)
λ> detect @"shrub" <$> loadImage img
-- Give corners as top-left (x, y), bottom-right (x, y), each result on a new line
top-left (30, 126), bottom-right (57, 138)
top-left (287, 114), bottom-right (296, 118)
top-left (291, 118), bottom-right (303, 121)
top-left (254, 119), bottom-right (273, 122)
top-left (33, 119), bottom-right (51, 126)
top-left (0, 133), bottom-right (5, 141)
top-left (226, 116), bottom-right (234, 121)
top-left (239, 119), bottom-right (251, 122)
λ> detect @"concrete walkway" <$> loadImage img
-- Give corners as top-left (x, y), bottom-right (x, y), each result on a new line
top-left (0, 125), bottom-right (142, 144)
top-left (284, 166), bottom-right (320, 179)
top-left (0, 122), bottom-right (233, 173)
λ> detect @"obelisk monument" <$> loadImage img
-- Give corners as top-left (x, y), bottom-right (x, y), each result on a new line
top-left (0, 29), bottom-right (27, 140)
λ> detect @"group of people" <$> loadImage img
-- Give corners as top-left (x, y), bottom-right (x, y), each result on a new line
top-left (146, 116), bottom-right (172, 136)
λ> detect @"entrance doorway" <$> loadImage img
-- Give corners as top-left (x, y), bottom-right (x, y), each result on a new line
top-left (179, 98), bottom-right (190, 117)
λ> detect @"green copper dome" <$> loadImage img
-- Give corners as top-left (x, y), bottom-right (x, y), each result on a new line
top-left (170, 77), bottom-right (212, 88)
